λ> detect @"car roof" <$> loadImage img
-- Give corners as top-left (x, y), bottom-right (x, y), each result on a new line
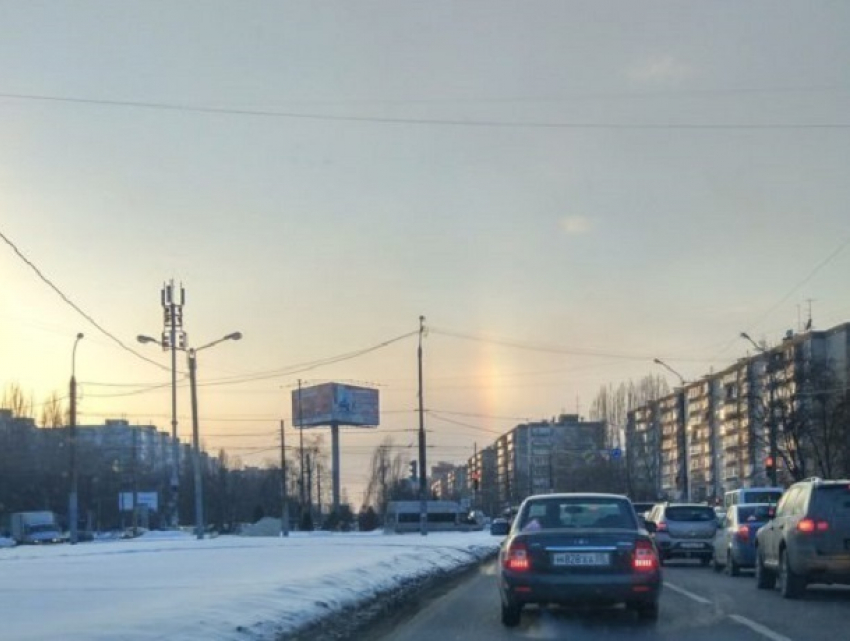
top-left (523, 492), bottom-right (628, 501)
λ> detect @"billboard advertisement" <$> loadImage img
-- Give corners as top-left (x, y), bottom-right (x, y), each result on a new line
top-left (118, 492), bottom-right (159, 511)
top-left (292, 382), bottom-right (379, 427)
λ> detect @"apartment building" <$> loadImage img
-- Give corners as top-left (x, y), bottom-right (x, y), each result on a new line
top-left (625, 403), bottom-right (660, 499)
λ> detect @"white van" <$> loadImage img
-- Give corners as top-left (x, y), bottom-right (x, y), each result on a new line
top-left (723, 487), bottom-right (783, 509)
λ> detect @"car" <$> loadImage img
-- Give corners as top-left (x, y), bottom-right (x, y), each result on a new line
top-left (632, 502), bottom-right (657, 518)
top-left (755, 478), bottom-right (850, 598)
top-left (712, 503), bottom-right (772, 576)
top-left (646, 503), bottom-right (719, 565)
top-left (490, 517), bottom-right (510, 536)
top-left (497, 492), bottom-right (662, 627)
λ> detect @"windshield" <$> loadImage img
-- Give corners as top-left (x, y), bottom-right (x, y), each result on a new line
top-left (737, 505), bottom-right (772, 523)
top-left (520, 497), bottom-right (636, 531)
top-left (743, 491), bottom-right (783, 505)
top-left (664, 506), bottom-right (717, 522)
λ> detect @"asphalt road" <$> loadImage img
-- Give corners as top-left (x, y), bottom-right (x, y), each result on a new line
top-left (369, 559), bottom-right (850, 641)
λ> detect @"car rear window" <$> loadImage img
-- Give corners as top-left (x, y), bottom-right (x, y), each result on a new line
top-left (812, 486), bottom-right (850, 514)
top-left (519, 497), bottom-right (636, 531)
top-left (664, 506), bottom-right (716, 522)
top-left (738, 505), bottom-right (772, 522)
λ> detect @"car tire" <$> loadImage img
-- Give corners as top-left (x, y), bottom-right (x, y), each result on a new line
top-left (726, 550), bottom-right (740, 577)
top-left (779, 549), bottom-right (806, 599)
top-left (755, 549), bottom-right (776, 590)
top-left (712, 553), bottom-right (723, 573)
top-left (501, 601), bottom-right (522, 627)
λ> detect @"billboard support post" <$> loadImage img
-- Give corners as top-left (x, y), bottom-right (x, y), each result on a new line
top-left (291, 381), bottom-right (380, 527)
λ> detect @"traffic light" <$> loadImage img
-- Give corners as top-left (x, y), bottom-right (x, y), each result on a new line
top-left (765, 456), bottom-right (775, 474)
top-left (409, 460), bottom-right (418, 481)
top-left (471, 471), bottom-right (480, 491)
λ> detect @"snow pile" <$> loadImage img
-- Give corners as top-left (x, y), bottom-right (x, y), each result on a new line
top-left (0, 530), bottom-right (500, 640)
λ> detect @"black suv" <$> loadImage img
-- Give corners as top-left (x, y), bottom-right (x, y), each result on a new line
top-left (755, 478), bottom-right (850, 598)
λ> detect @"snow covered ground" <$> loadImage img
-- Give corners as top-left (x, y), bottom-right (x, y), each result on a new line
top-left (0, 529), bottom-right (500, 640)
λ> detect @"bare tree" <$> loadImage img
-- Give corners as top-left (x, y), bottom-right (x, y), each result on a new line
top-left (39, 391), bottom-right (66, 428)
top-left (2, 382), bottom-right (34, 418)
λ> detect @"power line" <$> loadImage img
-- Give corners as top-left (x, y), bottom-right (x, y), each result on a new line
top-left (430, 327), bottom-right (721, 363)
top-left (0, 228), bottom-right (169, 372)
top-left (2, 91), bottom-right (850, 130)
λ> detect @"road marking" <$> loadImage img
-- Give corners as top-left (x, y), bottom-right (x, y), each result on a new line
top-left (663, 581), bottom-right (711, 604)
top-left (729, 614), bottom-right (794, 641)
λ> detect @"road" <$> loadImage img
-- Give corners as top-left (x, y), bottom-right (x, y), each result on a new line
top-left (368, 559), bottom-right (850, 641)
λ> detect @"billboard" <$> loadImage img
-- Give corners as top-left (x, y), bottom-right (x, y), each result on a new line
top-left (292, 382), bottom-right (379, 428)
top-left (118, 492), bottom-right (159, 511)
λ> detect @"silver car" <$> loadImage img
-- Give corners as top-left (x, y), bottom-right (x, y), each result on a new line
top-left (647, 503), bottom-right (718, 565)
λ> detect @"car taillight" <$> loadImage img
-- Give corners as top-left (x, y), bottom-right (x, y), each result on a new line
top-left (632, 539), bottom-right (658, 572)
top-left (736, 525), bottom-right (749, 542)
top-left (797, 518), bottom-right (829, 533)
top-left (655, 522), bottom-right (667, 533)
top-left (504, 541), bottom-right (530, 572)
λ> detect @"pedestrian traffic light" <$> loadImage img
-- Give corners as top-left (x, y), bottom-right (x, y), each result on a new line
top-left (765, 456), bottom-right (775, 473)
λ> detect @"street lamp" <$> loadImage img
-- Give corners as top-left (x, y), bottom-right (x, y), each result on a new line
top-left (653, 358), bottom-right (689, 501)
top-left (187, 332), bottom-right (242, 539)
top-left (741, 332), bottom-right (778, 486)
top-left (137, 331), bottom-right (242, 538)
top-left (69, 332), bottom-right (84, 545)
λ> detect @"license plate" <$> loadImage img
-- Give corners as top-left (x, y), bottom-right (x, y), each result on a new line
top-left (553, 552), bottom-right (611, 567)
top-left (679, 543), bottom-right (705, 549)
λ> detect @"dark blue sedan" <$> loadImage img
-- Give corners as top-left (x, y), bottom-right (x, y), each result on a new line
top-left (712, 503), bottom-right (773, 576)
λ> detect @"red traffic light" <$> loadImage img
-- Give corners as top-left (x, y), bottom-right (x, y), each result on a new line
top-left (765, 456), bottom-right (775, 468)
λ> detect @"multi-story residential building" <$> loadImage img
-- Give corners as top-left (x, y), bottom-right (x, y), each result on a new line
top-left (657, 392), bottom-right (685, 499)
top-left (625, 403), bottom-right (660, 499)
top-left (685, 377), bottom-right (720, 502)
top-left (493, 414), bottom-right (606, 510)
top-left (468, 446), bottom-right (498, 515)
top-left (628, 321), bottom-right (850, 499)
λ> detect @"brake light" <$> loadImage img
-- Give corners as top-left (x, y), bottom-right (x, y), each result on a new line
top-left (797, 518), bottom-right (829, 533)
top-left (504, 541), bottom-right (530, 572)
top-left (655, 522), bottom-right (667, 533)
top-left (735, 525), bottom-right (749, 542)
top-left (632, 539), bottom-right (658, 572)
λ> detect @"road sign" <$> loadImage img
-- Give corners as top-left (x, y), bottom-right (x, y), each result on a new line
top-left (610, 447), bottom-right (622, 460)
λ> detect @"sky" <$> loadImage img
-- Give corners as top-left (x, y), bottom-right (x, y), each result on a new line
top-left (0, 528), bottom-right (498, 640)
top-left (2, 2), bottom-right (850, 503)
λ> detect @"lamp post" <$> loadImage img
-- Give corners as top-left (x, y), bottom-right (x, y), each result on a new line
top-left (417, 315), bottom-right (427, 536)
top-left (653, 358), bottom-right (689, 501)
top-left (741, 332), bottom-right (778, 486)
top-left (69, 332), bottom-right (84, 545)
top-left (138, 331), bottom-right (242, 539)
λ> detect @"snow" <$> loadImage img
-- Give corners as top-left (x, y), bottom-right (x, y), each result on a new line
top-left (0, 529), bottom-right (500, 640)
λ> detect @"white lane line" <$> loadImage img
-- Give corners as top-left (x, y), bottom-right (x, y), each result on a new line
top-left (663, 581), bottom-right (711, 605)
top-left (729, 614), bottom-right (794, 641)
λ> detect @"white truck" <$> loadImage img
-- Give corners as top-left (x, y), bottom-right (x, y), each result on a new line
top-left (10, 511), bottom-right (64, 544)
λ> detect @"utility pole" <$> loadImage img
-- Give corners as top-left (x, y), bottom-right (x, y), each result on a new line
top-left (306, 452), bottom-right (313, 528)
top-left (417, 315), bottom-right (428, 536)
top-left (161, 280), bottom-right (185, 528)
top-left (188, 347), bottom-right (204, 539)
top-left (131, 426), bottom-right (139, 535)
top-left (297, 379), bottom-right (305, 529)
top-left (69, 332), bottom-right (84, 545)
top-left (280, 420), bottom-right (289, 537)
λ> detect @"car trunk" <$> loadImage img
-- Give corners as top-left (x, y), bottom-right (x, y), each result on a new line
top-left (811, 486), bottom-right (850, 558)
top-left (664, 507), bottom-right (717, 539)
top-left (518, 529), bottom-right (640, 575)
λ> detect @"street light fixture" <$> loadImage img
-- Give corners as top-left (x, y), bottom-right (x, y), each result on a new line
top-left (69, 332), bottom-right (84, 545)
top-left (187, 331), bottom-right (242, 539)
top-left (740, 332), bottom-right (779, 486)
top-left (137, 331), bottom-right (242, 538)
